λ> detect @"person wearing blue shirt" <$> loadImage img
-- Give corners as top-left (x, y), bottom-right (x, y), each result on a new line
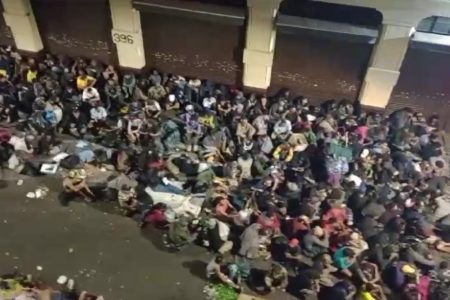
top-left (333, 247), bottom-right (357, 277)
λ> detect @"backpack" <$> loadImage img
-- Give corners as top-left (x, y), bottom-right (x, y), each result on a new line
top-left (60, 155), bottom-right (82, 169)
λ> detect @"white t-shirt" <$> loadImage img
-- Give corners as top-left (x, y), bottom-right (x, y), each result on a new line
top-left (82, 87), bottom-right (100, 102)
top-left (203, 97), bottom-right (216, 109)
top-left (90, 106), bottom-right (107, 121)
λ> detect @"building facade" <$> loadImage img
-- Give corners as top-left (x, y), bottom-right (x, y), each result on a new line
top-left (2, 0), bottom-right (450, 115)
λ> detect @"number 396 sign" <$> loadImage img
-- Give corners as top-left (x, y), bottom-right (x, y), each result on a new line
top-left (112, 33), bottom-right (134, 44)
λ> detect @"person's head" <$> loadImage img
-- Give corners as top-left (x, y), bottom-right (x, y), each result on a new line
top-left (240, 117), bottom-right (248, 124)
top-left (343, 248), bottom-right (356, 258)
top-left (435, 160), bottom-right (445, 169)
top-left (185, 104), bottom-right (194, 114)
top-left (215, 254), bottom-right (224, 264)
top-left (439, 261), bottom-right (449, 270)
top-left (263, 176), bottom-right (273, 187)
top-left (312, 226), bottom-right (324, 237)
top-left (78, 69), bottom-right (86, 78)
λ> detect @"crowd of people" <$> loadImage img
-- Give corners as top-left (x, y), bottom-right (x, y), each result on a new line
top-left (0, 43), bottom-right (450, 300)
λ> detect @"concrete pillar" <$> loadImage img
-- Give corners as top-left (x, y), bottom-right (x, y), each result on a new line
top-left (243, 0), bottom-right (282, 89)
top-left (109, 0), bottom-right (145, 69)
top-left (359, 23), bottom-right (413, 108)
top-left (2, 0), bottom-right (43, 52)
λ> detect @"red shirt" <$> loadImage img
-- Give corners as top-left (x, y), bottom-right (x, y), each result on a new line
top-left (215, 198), bottom-right (233, 216)
top-left (258, 214), bottom-right (281, 232)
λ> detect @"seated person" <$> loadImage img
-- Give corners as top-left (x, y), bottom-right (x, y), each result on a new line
top-left (61, 107), bottom-right (88, 138)
top-left (257, 209), bottom-right (281, 234)
top-left (140, 203), bottom-right (168, 229)
top-left (264, 262), bottom-right (288, 293)
top-left (272, 143), bottom-right (294, 162)
top-left (333, 247), bottom-right (357, 277)
top-left (206, 254), bottom-right (240, 290)
top-left (89, 102), bottom-right (108, 125)
top-left (301, 226), bottom-right (329, 262)
top-left (214, 196), bottom-right (237, 219)
top-left (62, 169), bottom-right (94, 205)
top-left (117, 184), bottom-right (140, 215)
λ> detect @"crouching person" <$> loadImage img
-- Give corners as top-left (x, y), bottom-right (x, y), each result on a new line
top-left (61, 169), bottom-right (94, 205)
top-left (117, 184), bottom-right (141, 216)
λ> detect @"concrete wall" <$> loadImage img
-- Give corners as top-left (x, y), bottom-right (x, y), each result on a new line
top-left (141, 13), bottom-right (244, 84)
top-left (271, 30), bottom-right (373, 101)
top-left (389, 43), bottom-right (450, 121)
top-left (31, 0), bottom-right (115, 63)
top-left (0, 1), bottom-right (14, 46)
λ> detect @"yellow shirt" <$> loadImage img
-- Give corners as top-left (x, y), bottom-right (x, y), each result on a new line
top-left (76, 75), bottom-right (94, 90)
top-left (26, 69), bottom-right (38, 83)
top-left (361, 291), bottom-right (376, 300)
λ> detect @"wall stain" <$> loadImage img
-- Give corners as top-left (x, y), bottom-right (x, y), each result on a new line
top-left (151, 52), bottom-right (241, 75)
top-left (0, 25), bottom-right (13, 45)
top-left (273, 71), bottom-right (358, 97)
top-left (46, 33), bottom-right (111, 55)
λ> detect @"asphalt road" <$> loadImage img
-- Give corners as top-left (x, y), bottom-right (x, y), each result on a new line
top-left (0, 174), bottom-right (212, 300)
